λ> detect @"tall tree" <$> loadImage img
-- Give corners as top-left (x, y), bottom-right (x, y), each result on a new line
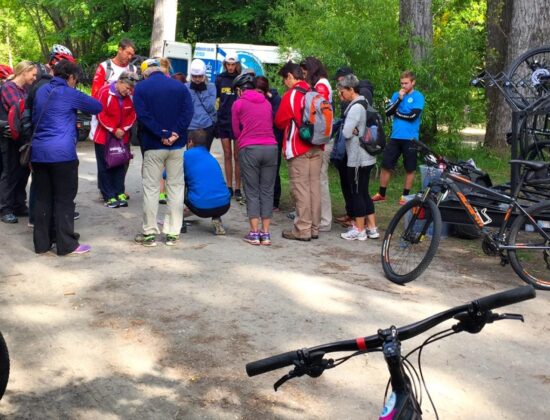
top-left (150, 0), bottom-right (178, 57)
top-left (400, 0), bottom-right (433, 63)
top-left (485, 0), bottom-right (550, 148)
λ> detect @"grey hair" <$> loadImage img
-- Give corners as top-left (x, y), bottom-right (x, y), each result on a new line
top-left (143, 66), bottom-right (163, 78)
top-left (336, 73), bottom-right (359, 91)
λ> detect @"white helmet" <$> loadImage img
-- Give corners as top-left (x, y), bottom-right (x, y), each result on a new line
top-left (189, 59), bottom-right (206, 76)
top-left (50, 44), bottom-right (73, 57)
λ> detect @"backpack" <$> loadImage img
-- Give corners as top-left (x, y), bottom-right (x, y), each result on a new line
top-left (0, 84), bottom-right (25, 141)
top-left (105, 60), bottom-right (137, 83)
top-left (293, 86), bottom-right (333, 145)
top-left (352, 99), bottom-right (386, 155)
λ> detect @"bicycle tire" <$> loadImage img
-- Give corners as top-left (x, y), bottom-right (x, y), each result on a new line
top-left (504, 46), bottom-right (550, 110)
top-left (381, 198), bottom-right (442, 284)
top-left (0, 331), bottom-right (9, 400)
top-left (508, 200), bottom-right (550, 290)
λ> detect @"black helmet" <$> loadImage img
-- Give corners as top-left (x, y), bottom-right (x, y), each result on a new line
top-left (232, 72), bottom-right (255, 90)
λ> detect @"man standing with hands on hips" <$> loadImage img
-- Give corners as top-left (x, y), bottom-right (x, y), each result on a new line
top-left (372, 70), bottom-right (425, 205)
top-left (133, 59), bottom-right (193, 247)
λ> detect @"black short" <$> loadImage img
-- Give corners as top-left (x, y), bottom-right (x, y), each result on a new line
top-left (217, 126), bottom-right (235, 141)
top-left (381, 139), bottom-right (417, 172)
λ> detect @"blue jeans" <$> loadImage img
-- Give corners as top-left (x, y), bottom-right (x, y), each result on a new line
top-left (94, 142), bottom-right (126, 201)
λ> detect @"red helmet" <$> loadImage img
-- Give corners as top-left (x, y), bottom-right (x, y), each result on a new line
top-left (0, 64), bottom-right (13, 80)
top-left (50, 52), bottom-right (76, 66)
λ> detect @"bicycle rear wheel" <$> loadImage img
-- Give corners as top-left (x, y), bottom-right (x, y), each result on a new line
top-left (381, 198), bottom-right (442, 284)
top-left (508, 201), bottom-right (550, 290)
top-left (0, 331), bottom-right (9, 400)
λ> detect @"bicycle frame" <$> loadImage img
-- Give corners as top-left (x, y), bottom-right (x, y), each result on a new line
top-left (422, 170), bottom-right (550, 250)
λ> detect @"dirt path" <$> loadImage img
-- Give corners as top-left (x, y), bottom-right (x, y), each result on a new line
top-left (0, 141), bottom-right (549, 419)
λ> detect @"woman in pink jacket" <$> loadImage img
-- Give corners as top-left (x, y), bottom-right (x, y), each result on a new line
top-left (231, 73), bottom-right (277, 245)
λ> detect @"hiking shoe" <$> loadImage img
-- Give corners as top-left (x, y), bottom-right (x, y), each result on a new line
top-left (260, 231), bottom-right (271, 246)
top-left (159, 192), bottom-right (167, 204)
top-left (287, 210), bottom-right (296, 220)
top-left (104, 198), bottom-right (119, 208)
top-left (340, 228), bottom-right (367, 241)
top-left (117, 194), bottom-right (128, 207)
top-left (282, 230), bottom-right (311, 241)
top-left (1, 213), bottom-right (18, 224)
top-left (135, 233), bottom-right (157, 247)
top-left (243, 231), bottom-right (260, 245)
top-left (212, 219), bottom-right (226, 235)
top-left (70, 244), bottom-right (91, 255)
top-left (367, 227), bottom-right (380, 239)
top-left (165, 234), bottom-right (179, 246)
top-left (228, 187), bottom-right (234, 197)
top-left (371, 193), bottom-right (386, 202)
top-left (399, 196), bottom-right (407, 206)
top-left (235, 189), bottom-right (243, 202)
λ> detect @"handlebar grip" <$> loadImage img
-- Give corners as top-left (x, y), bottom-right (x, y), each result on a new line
top-left (246, 350), bottom-right (299, 377)
top-left (473, 286), bottom-right (536, 312)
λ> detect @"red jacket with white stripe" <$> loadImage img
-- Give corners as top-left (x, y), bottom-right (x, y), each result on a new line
top-left (275, 80), bottom-right (320, 160)
top-left (93, 83), bottom-right (136, 145)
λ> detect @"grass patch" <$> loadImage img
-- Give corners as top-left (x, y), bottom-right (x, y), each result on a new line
top-left (277, 143), bottom-right (511, 229)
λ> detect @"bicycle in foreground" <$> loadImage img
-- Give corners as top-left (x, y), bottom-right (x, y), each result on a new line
top-left (381, 140), bottom-right (550, 290)
top-left (246, 286), bottom-right (536, 419)
top-left (0, 331), bottom-right (9, 400)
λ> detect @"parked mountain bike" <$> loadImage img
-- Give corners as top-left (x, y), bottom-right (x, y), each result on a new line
top-left (381, 140), bottom-right (550, 289)
top-left (0, 331), bottom-right (9, 400)
top-left (246, 286), bottom-right (536, 420)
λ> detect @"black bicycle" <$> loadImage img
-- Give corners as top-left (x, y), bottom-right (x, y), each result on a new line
top-left (381, 140), bottom-right (550, 289)
top-left (246, 286), bottom-right (535, 419)
top-left (0, 331), bottom-right (9, 400)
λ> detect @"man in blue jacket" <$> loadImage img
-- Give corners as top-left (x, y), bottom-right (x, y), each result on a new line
top-left (184, 129), bottom-right (230, 235)
top-left (133, 59), bottom-right (193, 247)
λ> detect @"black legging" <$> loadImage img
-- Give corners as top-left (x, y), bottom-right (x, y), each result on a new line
top-left (347, 165), bottom-right (375, 218)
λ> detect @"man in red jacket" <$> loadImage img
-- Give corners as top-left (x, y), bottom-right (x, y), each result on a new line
top-left (274, 61), bottom-right (322, 241)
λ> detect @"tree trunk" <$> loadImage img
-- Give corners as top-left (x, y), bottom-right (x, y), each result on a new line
top-left (150, 0), bottom-right (178, 57)
top-left (399, 0), bottom-right (433, 63)
top-left (485, 0), bottom-right (550, 149)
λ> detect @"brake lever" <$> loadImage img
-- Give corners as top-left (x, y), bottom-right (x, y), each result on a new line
top-left (273, 357), bottom-right (334, 391)
top-left (491, 313), bottom-right (525, 323)
top-left (453, 310), bottom-right (524, 334)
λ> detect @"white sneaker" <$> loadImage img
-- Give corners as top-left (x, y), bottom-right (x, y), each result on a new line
top-left (367, 227), bottom-right (380, 239)
top-left (341, 228), bottom-right (367, 241)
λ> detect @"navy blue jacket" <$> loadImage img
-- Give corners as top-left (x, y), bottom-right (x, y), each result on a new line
top-left (31, 77), bottom-right (102, 163)
top-left (134, 72), bottom-right (193, 151)
top-left (184, 146), bottom-right (230, 210)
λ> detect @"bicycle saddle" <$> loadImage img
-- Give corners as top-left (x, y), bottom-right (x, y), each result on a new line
top-left (509, 160), bottom-right (550, 171)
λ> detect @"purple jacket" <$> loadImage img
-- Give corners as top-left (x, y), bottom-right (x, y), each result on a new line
top-left (231, 89), bottom-right (276, 150)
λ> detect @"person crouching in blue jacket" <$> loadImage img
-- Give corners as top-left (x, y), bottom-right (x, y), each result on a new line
top-left (31, 59), bottom-right (102, 255)
top-left (184, 129), bottom-right (231, 235)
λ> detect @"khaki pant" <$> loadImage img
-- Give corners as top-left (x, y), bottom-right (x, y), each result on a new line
top-left (142, 148), bottom-right (184, 236)
top-left (320, 141), bottom-right (333, 231)
top-left (288, 147), bottom-right (322, 239)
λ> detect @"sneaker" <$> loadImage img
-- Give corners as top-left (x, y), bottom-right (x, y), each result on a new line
top-left (367, 227), bottom-right (380, 239)
top-left (1, 213), bottom-right (18, 224)
top-left (27, 221), bottom-right (34, 228)
top-left (159, 192), bottom-right (167, 204)
top-left (235, 189), bottom-right (243, 202)
top-left (104, 198), bottom-right (119, 208)
top-left (70, 244), bottom-right (91, 255)
top-left (259, 231), bottom-right (271, 246)
top-left (135, 233), bottom-right (157, 247)
top-left (243, 231), bottom-right (260, 245)
top-left (287, 210), bottom-right (296, 220)
top-left (117, 194), bottom-right (128, 207)
top-left (228, 187), bottom-right (234, 197)
top-left (399, 196), bottom-right (407, 206)
top-left (165, 234), bottom-right (179, 246)
top-left (74, 211), bottom-right (80, 220)
top-left (340, 228), bottom-right (367, 241)
top-left (212, 219), bottom-right (226, 235)
top-left (371, 193), bottom-right (386, 202)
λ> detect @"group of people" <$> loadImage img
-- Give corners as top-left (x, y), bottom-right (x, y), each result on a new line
top-left (0, 37), bottom-right (425, 255)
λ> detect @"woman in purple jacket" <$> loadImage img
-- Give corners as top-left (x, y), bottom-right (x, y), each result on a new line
top-left (231, 73), bottom-right (277, 246)
top-left (31, 60), bottom-right (102, 255)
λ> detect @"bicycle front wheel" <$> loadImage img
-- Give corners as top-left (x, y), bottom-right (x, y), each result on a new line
top-left (381, 198), bottom-right (442, 284)
top-left (0, 331), bottom-right (9, 400)
top-left (508, 201), bottom-right (550, 290)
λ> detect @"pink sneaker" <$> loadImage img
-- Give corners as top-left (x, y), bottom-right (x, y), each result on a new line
top-left (372, 193), bottom-right (386, 202)
top-left (70, 244), bottom-right (91, 255)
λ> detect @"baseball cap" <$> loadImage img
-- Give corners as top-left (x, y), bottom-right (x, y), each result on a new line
top-left (189, 59), bottom-right (206, 76)
top-left (224, 52), bottom-right (238, 63)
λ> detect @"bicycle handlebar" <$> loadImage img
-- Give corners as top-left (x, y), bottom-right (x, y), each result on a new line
top-left (246, 286), bottom-right (535, 377)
